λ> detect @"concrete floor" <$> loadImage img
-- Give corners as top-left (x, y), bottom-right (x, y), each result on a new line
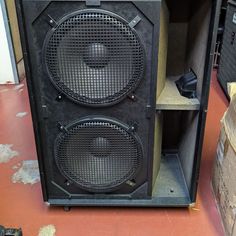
top-left (0, 70), bottom-right (227, 235)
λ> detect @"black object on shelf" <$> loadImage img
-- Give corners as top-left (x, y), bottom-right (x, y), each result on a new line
top-left (0, 225), bottom-right (22, 236)
top-left (175, 70), bottom-right (197, 99)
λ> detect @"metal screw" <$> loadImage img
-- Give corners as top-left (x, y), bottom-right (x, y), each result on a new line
top-left (60, 126), bottom-right (64, 130)
top-left (131, 95), bottom-right (135, 99)
top-left (126, 180), bottom-right (136, 187)
top-left (49, 19), bottom-right (53, 24)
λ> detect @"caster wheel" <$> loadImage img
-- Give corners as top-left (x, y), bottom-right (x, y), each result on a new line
top-left (64, 206), bottom-right (71, 212)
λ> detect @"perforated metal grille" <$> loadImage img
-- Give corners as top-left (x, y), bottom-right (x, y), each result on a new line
top-left (218, 3), bottom-right (236, 94)
top-left (44, 11), bottom-right (145, 106)
top-left (55, 119), bottom-right (143, 192)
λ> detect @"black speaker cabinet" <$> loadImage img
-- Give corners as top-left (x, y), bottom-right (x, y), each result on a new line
top-left (218, 0), bottom-right (236, 99)
top-left (16, 0), bottom-right (221, 207)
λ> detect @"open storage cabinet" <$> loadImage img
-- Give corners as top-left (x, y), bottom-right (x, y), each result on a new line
top-left (152, 0), bottom-right (222, 206)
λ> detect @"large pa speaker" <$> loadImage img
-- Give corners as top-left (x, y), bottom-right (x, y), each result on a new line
top-left (16, 0), bottom-right (220, 207)
top-left (218, 0), bottom-right (236, 98)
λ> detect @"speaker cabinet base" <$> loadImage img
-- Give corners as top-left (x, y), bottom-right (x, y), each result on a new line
top-left (48, 154), bottom-right (190, 207)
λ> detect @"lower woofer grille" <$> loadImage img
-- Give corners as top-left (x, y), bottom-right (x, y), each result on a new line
top-left (54, 118), bottom-right (143, 192)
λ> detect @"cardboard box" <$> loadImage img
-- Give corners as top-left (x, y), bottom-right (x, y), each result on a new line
top-left (212, 83), bottom-right (236, 236)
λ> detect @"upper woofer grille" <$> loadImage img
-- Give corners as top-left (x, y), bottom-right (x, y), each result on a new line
top-left (54, 118), bottom-right (143, 192)
top-left (44, 10), bottom-right (145, 106)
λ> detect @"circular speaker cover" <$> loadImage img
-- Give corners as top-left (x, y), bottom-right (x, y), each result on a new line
top-left (54, 117), bottom-right (143, 192)
top-left (43, 10), bottom-right (145, 106)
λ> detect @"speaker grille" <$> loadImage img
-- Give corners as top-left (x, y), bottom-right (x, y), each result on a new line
top-left (44, 10), bottom-right (145, 106)
top-left (55, 118), bottom-right (143, 192)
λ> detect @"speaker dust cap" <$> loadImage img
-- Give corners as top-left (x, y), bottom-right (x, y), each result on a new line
top-left (43, 10), bottom-right (145, 107)
top-left (54, 117), bottom-right (143, 192)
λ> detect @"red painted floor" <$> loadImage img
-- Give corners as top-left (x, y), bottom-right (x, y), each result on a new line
top-left (0, 71), bottom-right (227, 236)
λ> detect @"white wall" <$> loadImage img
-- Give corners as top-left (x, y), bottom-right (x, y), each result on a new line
top-left (0, 0), bottom-right (18, 84)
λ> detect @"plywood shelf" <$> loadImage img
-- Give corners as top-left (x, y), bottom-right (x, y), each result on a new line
top-left (156, 76), bottom-right (200, 110)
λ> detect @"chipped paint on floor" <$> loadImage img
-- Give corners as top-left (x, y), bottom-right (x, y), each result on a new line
top-left (38, 225), bottom-right (56, 236)
top-left (16, 112), bottom-right (28, 118)
top-left (0, 144), bottom-right (19, 163)
top-left (12, 162), bottom-right (21, 170)
top-left (13, 84), bottom-right (24, 90)
top-left (12, 160), bottom-right (40, 185)
top-left (0, 88), bottom-right (9, 93)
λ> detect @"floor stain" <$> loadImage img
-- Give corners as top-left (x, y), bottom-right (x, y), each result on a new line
top-left (12, 160), bottom-right (40, 185)
top-left (12, 163), bottom-right (21, 169)
top-left (13, 84), bottom-right (24, 90)
top-left (0, 144), bottom-right (19, 163)
top-left (0, 88), bottom-right (9, 93)
top-left (38, 225), bottom-right (56, 236)
top-left (16, 112), bottom-right (28, 118)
